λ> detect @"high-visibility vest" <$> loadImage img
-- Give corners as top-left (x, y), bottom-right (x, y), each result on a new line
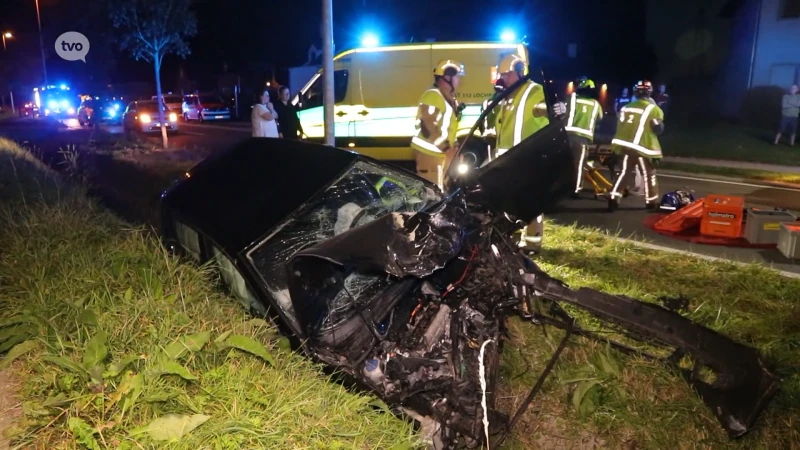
top-left (612, 99), bottom-right (664, 158)
top-left (410, 88), bottom-right (459, 158)
top-left (495, 80), bottom-right (549, 156)
top-left (565, 93), bottom-right (603, 142)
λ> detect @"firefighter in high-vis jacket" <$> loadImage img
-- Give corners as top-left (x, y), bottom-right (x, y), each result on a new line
top-left (607, 80), bottom-right (665, 212)
top-left (410, 59), bottom-right (465, 188)
top-left (493, 54), bottom-right (566, 252)
top-left (565, 76), bottom-right (604, 195)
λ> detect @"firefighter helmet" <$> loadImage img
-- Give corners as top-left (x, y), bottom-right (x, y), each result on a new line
top-left (634, 80), bottom-right (654, 96)
top-left (433, 60), bottom-right (465, 77)
top-left (497, 54), bottom-right (527, 76)
top-left (577, 76), bottom-right (595, 89)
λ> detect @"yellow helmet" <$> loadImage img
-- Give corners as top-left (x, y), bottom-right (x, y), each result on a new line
top-left (577, 77), bottom-right (595, 89)
top-left (497, 54), bottom-right (527, 75)
top-left (433, 60), bottom-right (465, 77)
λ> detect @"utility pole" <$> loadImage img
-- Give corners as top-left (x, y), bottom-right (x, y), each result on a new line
top-left (35, 0), bottom-right (48, 85)
top-left (321, 0), bottom-right (335, 146)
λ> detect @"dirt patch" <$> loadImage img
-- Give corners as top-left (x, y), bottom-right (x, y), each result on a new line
top-left (0, 369), bottom-right (21, 450)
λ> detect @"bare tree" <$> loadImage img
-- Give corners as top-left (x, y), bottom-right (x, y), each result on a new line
top-left (109, 0), bottom-right (197, 149)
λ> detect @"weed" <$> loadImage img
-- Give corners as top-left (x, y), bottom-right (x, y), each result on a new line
top-left (0, 138), bottom-right (418, 449)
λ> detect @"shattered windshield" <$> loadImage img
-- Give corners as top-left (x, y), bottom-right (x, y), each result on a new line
top-left (246, 160), bottom-right (441, 332)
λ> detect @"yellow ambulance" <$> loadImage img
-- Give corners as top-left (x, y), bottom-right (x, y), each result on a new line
top-left (291, 41), bottom-right (529, 161)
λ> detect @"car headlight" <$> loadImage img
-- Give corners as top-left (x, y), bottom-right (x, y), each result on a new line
top-left (457, 163), bottom-right (469, 174)
top-left (67, 108), bottom-right (75, 115)
top-left (169, 113), bottom-right (178, 122)
top-left (140, 114), bottom-right (151, 123)
top-left (48, 100), bottom-right (58, 109)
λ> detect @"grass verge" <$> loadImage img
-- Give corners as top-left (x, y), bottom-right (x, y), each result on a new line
top-left (498, 224), bottom-right (800, 449)
top-left (661, 123), bottom-right (800, 166)
top-left (2, 136), bottom-right (799, 449)
top-left (659, 161), bottom-right (800, 186)
top-left (0, 136), bottom-right (417, 449)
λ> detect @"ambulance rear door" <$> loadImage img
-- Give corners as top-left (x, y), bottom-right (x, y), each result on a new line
top-left (293, 68), bottom-right (354, 141)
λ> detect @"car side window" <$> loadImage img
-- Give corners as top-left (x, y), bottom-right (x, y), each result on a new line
top-left (298, 70), bottom-right (348, 111)
top-left (125, 102), bottom-right (136, 113)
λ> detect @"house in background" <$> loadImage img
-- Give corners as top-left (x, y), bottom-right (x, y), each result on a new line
top-left (716, 0), bottom-right (800, 122)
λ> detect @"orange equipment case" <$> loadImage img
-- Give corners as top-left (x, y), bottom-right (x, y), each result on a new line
top-left (700, 194), bottom-right (745, 238)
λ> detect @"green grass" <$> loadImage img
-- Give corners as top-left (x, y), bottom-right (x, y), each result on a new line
top-left (1, 136), bottom-right (799, 449)
top-left (498, 225), bottom-right (800, 449)
top-left (662, 123), bottom-right (800, 166)
top-left (659, 161), bottom-right (800, 186)
top-left (0, 137), bottom-right (418, 449)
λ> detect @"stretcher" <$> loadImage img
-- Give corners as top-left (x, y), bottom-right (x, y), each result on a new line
top-left (580, 144), bottom-right (617, 198)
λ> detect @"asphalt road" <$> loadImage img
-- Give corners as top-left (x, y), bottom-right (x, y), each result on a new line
top-left (2, 117), bottom-right (798, 274)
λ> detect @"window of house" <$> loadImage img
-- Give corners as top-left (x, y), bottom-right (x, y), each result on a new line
top-left (780, 0), bottom-right (800, 19)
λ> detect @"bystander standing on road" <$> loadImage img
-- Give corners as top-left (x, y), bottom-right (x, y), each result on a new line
top-left (614, 87), bottom-right (631, 115)
top-left (654, 84), bottom-right (670, 116)
top-left (774, 84), bottom-right (800, 146)
top-left (251, 88), bottom-right (279, 138)
top-left (273, 85), bottom-right (304, 139)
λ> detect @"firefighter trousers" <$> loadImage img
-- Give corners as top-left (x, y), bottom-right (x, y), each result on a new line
top-left (608, 149), bottom-right (660, 205)
top-left (519, 214), bottom-right (544, 252)
top-left (569, 136), bottom-right (592, 193)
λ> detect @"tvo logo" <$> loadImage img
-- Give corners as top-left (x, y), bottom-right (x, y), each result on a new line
top-left (55, 31), bottom-right (90, 62)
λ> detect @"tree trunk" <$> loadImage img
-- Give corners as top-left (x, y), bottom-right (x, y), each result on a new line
top-left (154, 57), bottom-right (168, 149)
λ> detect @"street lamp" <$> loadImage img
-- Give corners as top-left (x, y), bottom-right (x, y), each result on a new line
top-left (2, 32), bottom-right (11, 51)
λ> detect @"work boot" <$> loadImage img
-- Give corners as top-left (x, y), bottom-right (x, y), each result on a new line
top-left (607, 197), bottom-right (619, 212)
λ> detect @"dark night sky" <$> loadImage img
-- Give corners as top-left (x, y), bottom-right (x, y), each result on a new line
top-left (0, 0), bottom-right (650, 93)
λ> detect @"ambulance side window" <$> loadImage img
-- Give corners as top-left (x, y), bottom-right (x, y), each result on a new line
top-left (298, 70), bottom-right (349, 110)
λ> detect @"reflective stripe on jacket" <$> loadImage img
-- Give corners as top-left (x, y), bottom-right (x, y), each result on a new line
top-left (565, 92), bottom-right (603, 142)
top-left (410, 88), bottom-right (459, 157)
top-left (611, 99), bottom-right (664, 158)
top-left (495, 80), bottom-right (549, 156)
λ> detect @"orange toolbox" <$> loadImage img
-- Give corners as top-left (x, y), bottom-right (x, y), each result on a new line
top-left (700, 195), bottom-right (745, 238)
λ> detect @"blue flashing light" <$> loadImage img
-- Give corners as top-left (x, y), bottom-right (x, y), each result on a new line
top-left (107, 109), bottom-right (116, 118)
top-left (361, 33), bottom-right (379, 47)
top-left (500, 30), bottom-right (516, 43)
top-left (48, 100), bottom-right (58, 110)
top-left (113, 103), bottom-right (120, 110)
top-left (60, 84), bottom-right (67, 90)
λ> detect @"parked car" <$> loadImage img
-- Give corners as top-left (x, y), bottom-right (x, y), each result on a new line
top-left (159, 126), bottom-right (778, 447)
top-left (181, 93), bottom-right (230, 121)
top-left (122, 100), bottom-right (179, 136)
top-left (151, 94), bottom-right (183, 113)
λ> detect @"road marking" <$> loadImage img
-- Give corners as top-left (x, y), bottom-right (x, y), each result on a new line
top-left (658, 173), bottom-right (800, 192)
top-left (616, 237), bottom-right (800, 279)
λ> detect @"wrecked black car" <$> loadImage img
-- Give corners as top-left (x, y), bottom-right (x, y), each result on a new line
top-left (160, 103), bottom-right (779, 448)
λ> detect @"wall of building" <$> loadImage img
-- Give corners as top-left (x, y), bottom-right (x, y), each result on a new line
top-left (750, 0), bottom-right (800, 87)
top-left (715, 0), bottom-right (762, 118)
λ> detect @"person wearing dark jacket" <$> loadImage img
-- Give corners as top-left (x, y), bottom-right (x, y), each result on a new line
top-left (274, 85), bottom-right (305, 139)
